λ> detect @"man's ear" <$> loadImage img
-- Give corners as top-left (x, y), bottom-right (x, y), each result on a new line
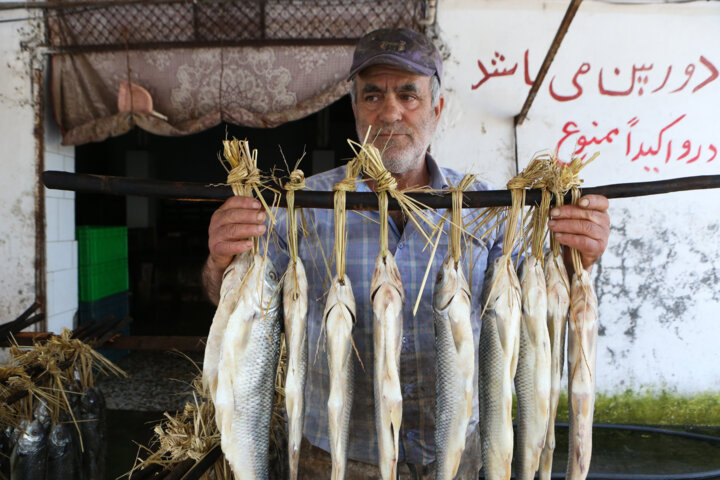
top-left (434, 94), bottom-right (445, 122)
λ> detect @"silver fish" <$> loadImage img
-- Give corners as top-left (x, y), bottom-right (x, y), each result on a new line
top-left (79, 387), bottom-right (107, 480)
top-left (514, 256), bottom-right (551, 480)
top-left (324, 274), bottom-right (357, 480)
top-left (433, 257), bottom-right (475, 480)
top-left (283, 257), bottom-right (309, 480)
top-left (215, 254), bottom-right (281, 480)
top-left (566, 269), bottom-right (598, 480)
top-left (478, 255), bottom-right (521, 480)
top-left (203, 251), bottom-right (252, 403)
top-left (10, 419), bottom-right (47, 480)
top-left (47, 418), bottom-right (82, 480)
top-left (371, 251), bottom-right (404, 480)
top-left (539, 252), bottom-right (570, 480)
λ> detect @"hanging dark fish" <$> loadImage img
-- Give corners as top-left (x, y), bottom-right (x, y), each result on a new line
top-left (46, 417), bottom-right (82, 480)
top-left (10, 419), bottom-right (47, 480)
top-left (79, 387), bottom-right (107, 480)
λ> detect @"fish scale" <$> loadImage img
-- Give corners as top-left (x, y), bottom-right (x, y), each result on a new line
top-left (514, 256), bottom-right (551, 480)
top-left (216, 254), bottom-right (281, 480)
top-left (324, 274), bottom-right (356, 480)
top-left (478, 255), bottom-right (521, 480)
top-left (433, 257), bottom-right (475, 480)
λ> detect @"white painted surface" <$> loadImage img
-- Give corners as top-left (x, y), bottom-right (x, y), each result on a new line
top-left (436, 0), bottom-right (720, 394)
top-left (45, 102), bottom-right (77, 333)
top-left (0, 10), bottom-right (38, 322)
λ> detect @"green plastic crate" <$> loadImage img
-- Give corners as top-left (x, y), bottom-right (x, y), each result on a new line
top-left (78, 258), bottom-right (129, 302)
top-left (76, 226), bottom-right (128, 267)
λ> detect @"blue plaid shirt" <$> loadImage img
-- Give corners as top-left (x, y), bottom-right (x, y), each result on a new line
top-left (268, 154), bottom-right (504, 466)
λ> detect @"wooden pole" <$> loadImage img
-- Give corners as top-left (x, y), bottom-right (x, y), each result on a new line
top-left (42, 170), bottom-right (720, 209)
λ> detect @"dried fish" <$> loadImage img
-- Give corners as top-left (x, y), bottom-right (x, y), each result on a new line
top-left (433, 256), bottom-right (474, 480)
top-left (371, 252), bottom-right (404, 480)
top-left (566, 269), bottom-right (598, 480)
top-left (215, 254), bottom-right (281, 480)
top-left (478, 255), bottom-right (521, 480)
top-left (538, 252), bottom-right (570, 480)
top-left (514, 256), bottom-right (551, 480)
top-left (284, 257), bottom-right (308, 480)
top-left (203, 251), bottom-right (252, 403)
top-left (324, 274), bottom-right (357, 480)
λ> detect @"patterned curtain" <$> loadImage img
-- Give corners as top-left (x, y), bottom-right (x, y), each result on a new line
top-left (51, 45), bottom-right (354, 145)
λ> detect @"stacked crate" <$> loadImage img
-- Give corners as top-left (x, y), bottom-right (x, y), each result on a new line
top-left (77, 226), bottom-right (130, 361)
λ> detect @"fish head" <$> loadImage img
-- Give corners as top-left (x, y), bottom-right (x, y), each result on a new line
top-left (433, 256), bottom-right (466, 312)
top-left (32, 399), bottom-right (52, 428)
top-left (370, 252), bottom-right (404, 302)
top-left (324, 275), bottom-right (357, 324)
top-left (17, 419), bottom-right (46, 452)
top-left (259, 256), bottom-right (281, 313)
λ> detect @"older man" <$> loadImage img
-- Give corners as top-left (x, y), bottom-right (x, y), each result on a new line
top-left (202, 28), bottom-right (610, 479)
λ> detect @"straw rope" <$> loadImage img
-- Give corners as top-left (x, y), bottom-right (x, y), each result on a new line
top-left (284, 169), bottom-right (306, 264)
top-left (333, 158), bottom-right (362, 280)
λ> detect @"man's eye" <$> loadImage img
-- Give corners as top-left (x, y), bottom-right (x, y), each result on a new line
top-left (364, 95), bottom-right (379, 102)
top-left (401, 94), bottom-right (418, 101)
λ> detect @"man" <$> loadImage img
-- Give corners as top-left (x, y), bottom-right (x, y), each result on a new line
top-left (202, 28), bottom-right (610, 479)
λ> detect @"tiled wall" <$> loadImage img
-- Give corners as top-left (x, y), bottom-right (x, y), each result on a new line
top-left (44, 118), bottom-right (77, 333)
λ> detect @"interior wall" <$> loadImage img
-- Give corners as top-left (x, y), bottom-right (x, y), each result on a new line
top-left (0, 9), bottom-right (41, 324)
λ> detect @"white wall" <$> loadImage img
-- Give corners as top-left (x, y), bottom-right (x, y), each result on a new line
top-left (45, 103), bottom-right (77, 333)
top-left (435, 0), bottom-right (720, 394)
top-left (0, 9), bottom-right (40, 323)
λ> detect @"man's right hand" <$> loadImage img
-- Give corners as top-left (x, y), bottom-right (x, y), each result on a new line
top-left (202, 196), bottom-right (267, 304)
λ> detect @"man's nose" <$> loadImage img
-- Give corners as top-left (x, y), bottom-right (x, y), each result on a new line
top-left (377, 96), bottom-right (403, 124)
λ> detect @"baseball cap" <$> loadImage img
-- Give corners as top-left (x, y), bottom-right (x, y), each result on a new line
top-left (347, 28), bottom-right (442, 83)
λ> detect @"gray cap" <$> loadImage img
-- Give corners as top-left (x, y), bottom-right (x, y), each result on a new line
top-left (348, 28), bottom-right (442, 83)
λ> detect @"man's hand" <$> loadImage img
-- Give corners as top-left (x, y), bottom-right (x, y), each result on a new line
top-left (547, 194), bottom-right (610, 274)
top-left (202, 196), bottom-right (266, 304)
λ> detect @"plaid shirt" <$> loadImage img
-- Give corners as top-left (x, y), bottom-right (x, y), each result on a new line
top-left (268, 154), bottom-right (504, 466)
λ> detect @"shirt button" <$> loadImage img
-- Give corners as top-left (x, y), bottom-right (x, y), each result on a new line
top-left (402, 336), bottom-right (408, 344)
top-left (398, 243), bottom-right (404, 249)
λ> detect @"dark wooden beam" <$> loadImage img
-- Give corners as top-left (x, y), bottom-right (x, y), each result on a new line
top-left (515, 0), bottom-right (584, 126)
top-left (42, 170), bottom-right (720, 209)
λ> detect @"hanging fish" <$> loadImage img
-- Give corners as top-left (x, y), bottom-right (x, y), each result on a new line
top-left (478, 255), bottom-right (521, 480)
top-left (514, 255), bottom-right (551, 480)
top-left (203, 251), bottom-right (252, 403)
top-left (538, 252), bottom-right (570, 480)
top-left (433, 256), bottom-right (474, 480)
top-left (46, 416), bottom-right (82, 479)
top-left (566, 268), bottom-right (598, 480)
top-left (372, 251), bottom-right (404, 480)
top-left (284, 257), bottom-right (308, 480)
top-left (324, 274), bottom-right (357, 480)
top-left (79, 387), bottom-right (107, 480)
top-left (10, 419), bottom-right (47, 480)
top-left (215, 254), bottom-right (281, 480)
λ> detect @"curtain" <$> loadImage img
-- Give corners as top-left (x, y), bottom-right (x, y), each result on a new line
top-left (51, 45), bottom-right (354, 145)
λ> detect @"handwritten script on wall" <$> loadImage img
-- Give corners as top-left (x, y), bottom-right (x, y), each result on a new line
top-left (471, 50), bottom-right (718, 173)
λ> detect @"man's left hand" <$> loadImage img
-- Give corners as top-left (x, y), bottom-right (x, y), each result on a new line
top-left (547, 194), bottom-right (610, 273)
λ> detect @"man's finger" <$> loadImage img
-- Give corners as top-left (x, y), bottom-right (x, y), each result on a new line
top-left (213, 222), bottom-right (267, 242)
top-left (211, 207), bottom-right (266, 230)
top-left (577, 194), bottom-right (609, 212)
top-left (548, 217), bottom-right (609, 241)
top-left (217, 196), bottom-right (262, 211)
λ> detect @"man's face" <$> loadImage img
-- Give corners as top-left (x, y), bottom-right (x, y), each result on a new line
top-left (353, 64), bottom-right (444, 175)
